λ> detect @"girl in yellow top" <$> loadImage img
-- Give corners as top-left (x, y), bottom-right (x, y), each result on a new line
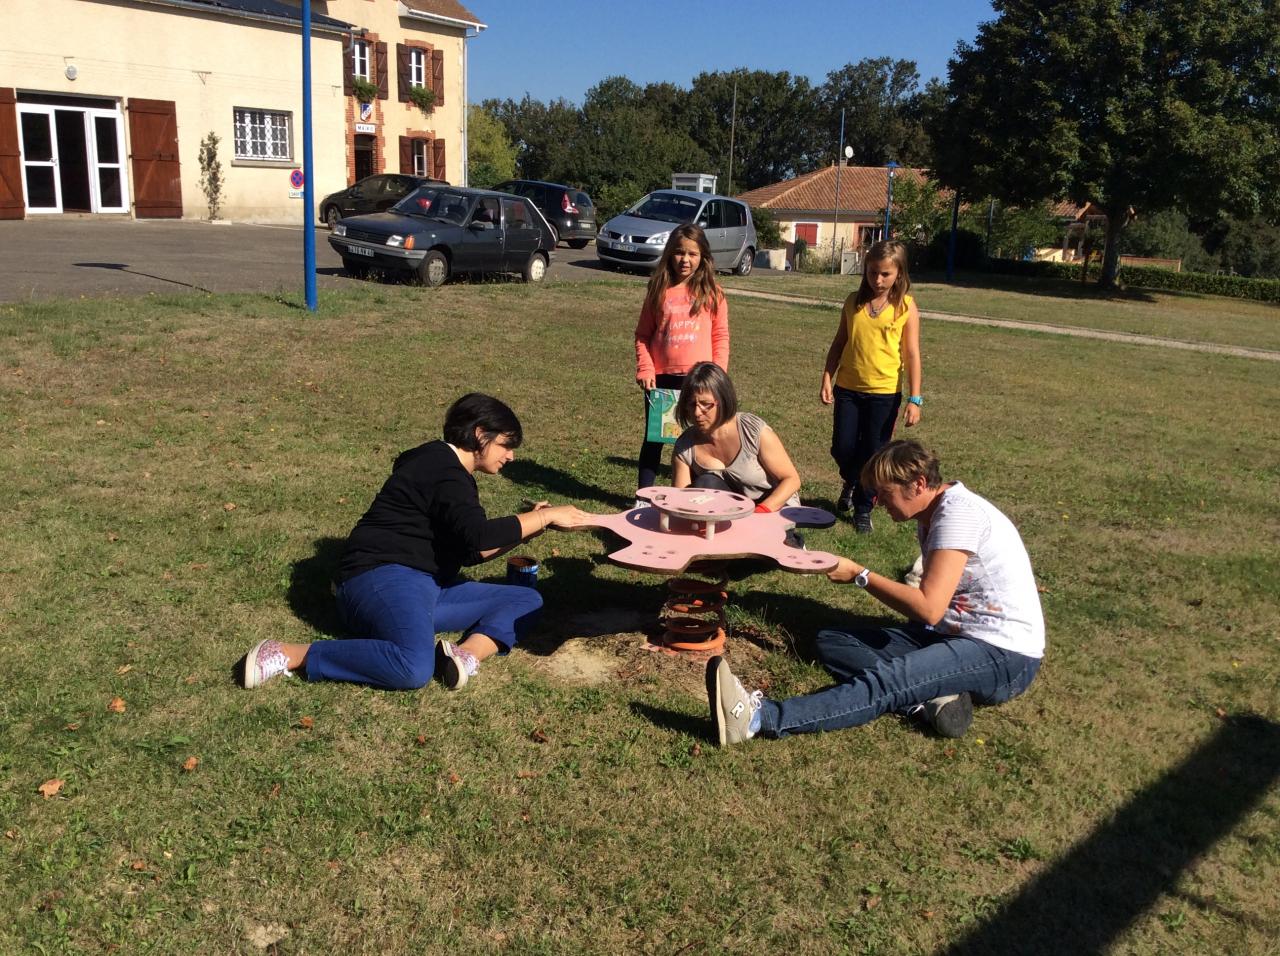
top-left (819, 240), bottom-right (922, 533)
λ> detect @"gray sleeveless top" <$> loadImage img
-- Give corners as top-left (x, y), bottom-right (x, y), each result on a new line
top-left (674, 413), bottom-right (801, 507)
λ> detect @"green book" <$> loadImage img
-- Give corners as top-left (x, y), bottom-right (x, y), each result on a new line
top-left (645, 388), bottom-right (681, 444)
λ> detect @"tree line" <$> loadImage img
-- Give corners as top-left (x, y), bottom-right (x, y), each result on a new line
top-left (470, 0), bottom-right (1280, 286)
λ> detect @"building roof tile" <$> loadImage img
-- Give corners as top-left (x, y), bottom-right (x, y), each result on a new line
top-left (737, 164), bottom-right (928, 216)
top-left (400, 0), bottom-right (485, 28)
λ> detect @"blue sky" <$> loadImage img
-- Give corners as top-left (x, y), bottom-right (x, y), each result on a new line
top-left (467, 0), bottom-right (997, 105)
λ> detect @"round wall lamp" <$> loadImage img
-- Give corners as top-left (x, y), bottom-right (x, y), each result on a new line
top-left (65, 64), bottom-right (78, 81)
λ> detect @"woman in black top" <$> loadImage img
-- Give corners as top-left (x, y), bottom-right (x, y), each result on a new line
top-left (242, 394), bottom-right (592, 690)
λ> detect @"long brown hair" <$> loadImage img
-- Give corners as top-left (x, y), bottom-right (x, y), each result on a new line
top-left (855, 239), bottom-right (912, 311)
top-left (643, 223), bottom-right (722, 326)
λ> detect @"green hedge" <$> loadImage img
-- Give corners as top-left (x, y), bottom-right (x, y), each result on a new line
top-left (987, 258), bottom-right (1280, 304)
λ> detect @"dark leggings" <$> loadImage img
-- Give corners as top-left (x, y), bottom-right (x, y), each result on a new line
top-left (830, 386), bottom-right (901, 512)
top-left (637, 372), bottom-right (685, 490)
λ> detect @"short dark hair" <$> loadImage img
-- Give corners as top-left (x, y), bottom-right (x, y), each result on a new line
top-left (676, 362), bottom-right (737, 431)
top-left (442, 393), bottom-right (522, 451)
top-left (860, 439), bottom-right (942, 492)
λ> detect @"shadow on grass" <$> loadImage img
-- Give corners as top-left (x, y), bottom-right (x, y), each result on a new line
top-left (938, 714), bottom-right (1280, 955)
top-left (287, 537), bottom-right (347, 638)
top-left (922, 269), bottom-right (1164, 304)
top-left (502, 459), bottom-right (633, 510)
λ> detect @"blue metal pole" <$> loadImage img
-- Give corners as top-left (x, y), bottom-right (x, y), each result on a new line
top-left (302, 0), bottom-right (317, 311)
top-left (883, 161), bottom-right (898, 238)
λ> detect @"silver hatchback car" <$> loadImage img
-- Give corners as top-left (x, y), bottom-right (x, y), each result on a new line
top-left (596, 189), bottom-right (758, 275)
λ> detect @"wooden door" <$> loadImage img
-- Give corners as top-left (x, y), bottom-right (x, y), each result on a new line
top-left (0, 88), bottom-right (24, 219)
top-left (127, 98), bottom-right (182, 218)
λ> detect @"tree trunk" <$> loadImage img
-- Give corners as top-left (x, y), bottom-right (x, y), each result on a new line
top-left (1098, 210), bottom-right (1124, 289)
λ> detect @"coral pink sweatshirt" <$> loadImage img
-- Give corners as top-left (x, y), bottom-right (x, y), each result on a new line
top-left (634, 285), bottom-right (730, 380)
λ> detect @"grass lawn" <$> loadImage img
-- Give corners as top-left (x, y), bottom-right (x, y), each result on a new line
top-left (724, 270), bottom-right (1280, 352)
top-left (2, 277), bottom-right (1278, 954)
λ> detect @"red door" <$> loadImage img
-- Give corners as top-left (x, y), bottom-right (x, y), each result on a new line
top-left (0, 88), bottom-right (24, 220)
top-left (127, 98), bottom-right (182, 218)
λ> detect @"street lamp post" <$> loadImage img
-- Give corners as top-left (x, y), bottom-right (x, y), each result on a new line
top-left (883, 160), bottom-right (899, 239)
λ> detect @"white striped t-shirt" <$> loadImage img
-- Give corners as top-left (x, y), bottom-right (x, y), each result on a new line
top-left (918, 482), bottom-right (1045, 658)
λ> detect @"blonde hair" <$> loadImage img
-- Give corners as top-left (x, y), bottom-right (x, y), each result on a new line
top-left (855, 239), bottom-right (912, 311)
top-left (860, 439), bottom-right (942, 493)
top-left (643, 223), bottom-right (722, 327)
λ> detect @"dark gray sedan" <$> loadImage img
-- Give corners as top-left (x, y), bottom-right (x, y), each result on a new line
top-left (328, 186), bottom-right (555, 287)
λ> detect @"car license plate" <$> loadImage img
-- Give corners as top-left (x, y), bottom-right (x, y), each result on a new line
top-left (618, 243), bottom-right (635, 253)
top-left (348, 245), bottom-right (375, 257)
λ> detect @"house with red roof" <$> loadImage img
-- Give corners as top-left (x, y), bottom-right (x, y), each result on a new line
top-left (738, 163), bottom-right (928, 264)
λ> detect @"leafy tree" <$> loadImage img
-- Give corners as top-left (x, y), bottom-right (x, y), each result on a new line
top-left (466, 105), bottom-right (517, 188)
top-left (483, 95), bottom-right (582, 185)
top-left (1202, 216), bottom-right (1280, 277)
top-left (1121, 209), bottom-right (1216, 272)
top-left (931, 0), bottom-right (1280, 288)
top-left (818, 58), bottom-right (930, 167)
top-left (685, 69), bottom-right (820, 191)
top-left (883, 175), bottom-right (953, 244)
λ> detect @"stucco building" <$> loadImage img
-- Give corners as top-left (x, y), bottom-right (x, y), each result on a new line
top-left (738, 163), bottom-right (928, 264)
top-left (0, 0), bottom-right (484, 223)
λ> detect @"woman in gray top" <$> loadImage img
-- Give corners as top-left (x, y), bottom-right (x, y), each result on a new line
top-left (671, 362), bottom-right (802, 513)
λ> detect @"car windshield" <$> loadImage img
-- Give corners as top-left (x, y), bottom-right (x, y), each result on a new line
top-left (393, 187), bottom-right (471, 224)
top-left (626, 193), bottom-right (703, 224)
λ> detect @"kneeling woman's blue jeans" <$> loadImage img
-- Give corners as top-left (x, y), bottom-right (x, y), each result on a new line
top-left (305, 563), bottom-right (543, 690)
top-left (757, 622), bottom-right (1041, 738)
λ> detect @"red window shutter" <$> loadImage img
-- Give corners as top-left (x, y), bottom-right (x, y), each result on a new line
top-left (399, 136), bottom-right (413, 175)
top-left (430, 49), bottom-right (445, 107)
top-left (0, 88), bottom-right (24, 220)
top-left (375, 42), bottom-right (389, 100)
top-left (396, 44), bottom-right (411, 103)
top-left (342, 36), bottom-right (354, 97)
top-left (432, 138), bottom-right (446, 182)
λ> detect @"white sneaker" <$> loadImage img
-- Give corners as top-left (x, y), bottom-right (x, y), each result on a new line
top-left (242, 639), bottom-right (292, 689)
top-left (439, 641), bottom-right (479, 690)
top-left (706, 656), bottom-right (762, 746)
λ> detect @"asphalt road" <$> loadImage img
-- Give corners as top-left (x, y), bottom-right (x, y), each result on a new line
top-left (0, 218), bottom-right (648, 302)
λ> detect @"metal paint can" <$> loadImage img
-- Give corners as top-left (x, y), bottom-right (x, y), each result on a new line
top-left (506, 555), bottom-right (539, 588)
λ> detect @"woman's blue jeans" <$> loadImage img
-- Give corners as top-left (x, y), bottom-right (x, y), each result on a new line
top-left (757, 623), bottom-right (1041, 738)
top-left (830, 386), bottom-right (901, 512)
top-left (305, 563), bottom-right (543, 690)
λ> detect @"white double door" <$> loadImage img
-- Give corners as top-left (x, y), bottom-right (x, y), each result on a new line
top-left (18, 104), bottom-right (129, 214)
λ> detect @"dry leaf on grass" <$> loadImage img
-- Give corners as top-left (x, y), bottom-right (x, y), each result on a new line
top-left (447, 771), bottom-right (462, 785)
top-left (529, 728), bottom-right (549, 744)
top-left (415, 734), bottom-right (427, 746)
top-left (223, 502), bottom-right (237, 512)
top-left (65, 723), bottom-right (80, 731)
top-left (116, 664), bottom-right (133, 675)
top-left (515, 770), bottom-right (539, 780)
top-left (181, 756), bottom-right (200, 772)
top-left (297, 716), bottom-right (314, 730)
top-left (107, 697), bottom-right (126, 713)
top-left (38, 779), bottom-right (64, 799)
top-left (130, 860), bottom-right (147, 871)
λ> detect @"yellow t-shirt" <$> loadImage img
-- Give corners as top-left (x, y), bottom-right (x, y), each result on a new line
top-left (833, 292), bottom-right (914, 394)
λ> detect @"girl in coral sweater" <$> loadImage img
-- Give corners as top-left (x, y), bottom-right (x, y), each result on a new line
top-left (634, 223), bottom-right (730, 493)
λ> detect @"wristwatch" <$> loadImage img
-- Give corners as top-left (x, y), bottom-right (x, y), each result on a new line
top-left (907, 395), bottom-right (924, 407)
top-left (853, 567), bottom-right (871, 588)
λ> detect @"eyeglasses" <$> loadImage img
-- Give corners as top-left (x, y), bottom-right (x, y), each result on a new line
top-left (693, 400), bottom-right (717, 413)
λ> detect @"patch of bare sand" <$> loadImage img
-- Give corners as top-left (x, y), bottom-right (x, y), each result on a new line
top-left (526, 606), bottom-right (781, 698)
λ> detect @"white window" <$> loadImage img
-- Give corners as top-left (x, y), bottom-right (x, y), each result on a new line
top-left (233, 108), bottom-right (292, 161)
top-left (413, 140), bottom-right (429, 177)
top-left (409, 49), bottom-right (426, 88)
top-left (352, 40), bottom-right (370, 81)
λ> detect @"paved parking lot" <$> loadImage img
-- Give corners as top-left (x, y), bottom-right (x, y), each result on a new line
top-left (0, 218), bottom-right (645, 302)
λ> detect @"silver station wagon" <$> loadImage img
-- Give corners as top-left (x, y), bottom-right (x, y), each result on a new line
top-left (596, 189), bottom-right (758, 275)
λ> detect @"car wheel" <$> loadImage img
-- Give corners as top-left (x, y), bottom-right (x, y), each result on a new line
top-left (735, 247), bottom-right (755, 276)
top-left (523, 251), bottom-right (548, 284)
top-left (568, 238), bottom-right (590, 249)
top-left (341, 257), bottom-right (370, 279)
top-left (324, 206), bottom-right (340, 230)
top-left (417, 250), bottom-right (449, 288)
